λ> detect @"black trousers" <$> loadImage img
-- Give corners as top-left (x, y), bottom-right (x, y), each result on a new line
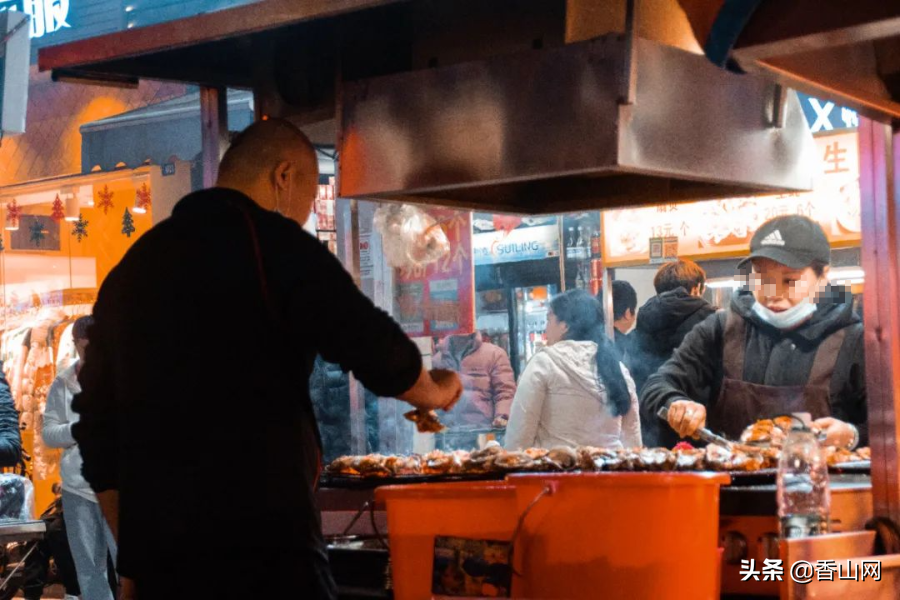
top-left (133, 551), bottom-right (338, 599)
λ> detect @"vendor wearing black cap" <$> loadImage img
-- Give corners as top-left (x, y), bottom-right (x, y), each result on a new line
top-left (642, 215), bottom-right (866, 449)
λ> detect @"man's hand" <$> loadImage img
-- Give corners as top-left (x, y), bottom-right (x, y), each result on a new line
top-left (398, 368), bottom-right (463, 412)
top-left (812, 417), bottom-right (858, 449)
top-left (667, 400), bottom-right (707, 439)
top-left (492, 416), bottom-right (508, 429)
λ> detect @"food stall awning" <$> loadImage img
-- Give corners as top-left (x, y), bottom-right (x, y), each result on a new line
top-left (38, 0), bottom-right (407, 88)
top-left (674, 0), bottom-right (900, 123)
top-left (39, 0), bottom-right (817, 213)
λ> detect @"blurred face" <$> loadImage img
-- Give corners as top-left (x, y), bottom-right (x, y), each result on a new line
top-left (546, 310), bottom-right (569, 346)
top-left (750, 258), bottom-right (828, 311)
top-left (75, 338), bottom-right (88, 362)
top-left (615, 308), bottom-right (636, 333)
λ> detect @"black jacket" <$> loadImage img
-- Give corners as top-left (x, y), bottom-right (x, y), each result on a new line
top-left (309, 357), bottom-right (381, 463)
top-left (627, 289), bottom-right (715, 446)
top-left (0, 370), bottom-right (20, 468)
top-left (73, 190), bottom-right (422, 590)
top-left (641, 288), bottom-right (867, 446)
top-left (627, 288), bottom-right (716, 394)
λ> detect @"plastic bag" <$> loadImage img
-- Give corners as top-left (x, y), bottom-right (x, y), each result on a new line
top-left (0, 474), bottom-right (35, 522)
top-left (373, 205), bottom-right (451, 269)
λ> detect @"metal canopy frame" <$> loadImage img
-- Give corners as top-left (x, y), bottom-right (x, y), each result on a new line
top-left (731, 0), bottom-right (900, 122)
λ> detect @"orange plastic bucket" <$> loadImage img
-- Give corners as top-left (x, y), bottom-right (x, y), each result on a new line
top-left (375, 481), bottom-right (519, 600)
top-left (507, 472), bottom-right (730, 600)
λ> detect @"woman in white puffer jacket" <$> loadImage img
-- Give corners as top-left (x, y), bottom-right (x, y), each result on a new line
top-left (42, 316), bottom-right (118, 600)
top-left (505, 290), bottom-right (642, 451)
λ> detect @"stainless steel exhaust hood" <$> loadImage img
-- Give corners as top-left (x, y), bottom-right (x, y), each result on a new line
top-left (339, 33), bottom-right (817, 214)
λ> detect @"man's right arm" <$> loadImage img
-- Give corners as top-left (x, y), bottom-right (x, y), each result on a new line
top-left (641, 311), bottom-right (723, 439)
top-left (293, 238), bottom-right (459, 410)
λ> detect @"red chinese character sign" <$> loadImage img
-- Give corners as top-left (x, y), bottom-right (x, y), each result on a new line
top-left (394, 208), bottom-right (474, 337)
top-left (602, 132), bottom-right (861, 266)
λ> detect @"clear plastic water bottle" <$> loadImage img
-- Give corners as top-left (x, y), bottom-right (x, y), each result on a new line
top-left (777, 422), bottom-right (831, 538)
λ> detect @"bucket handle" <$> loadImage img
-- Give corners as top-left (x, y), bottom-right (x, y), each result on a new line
top-left (369, 500), bottom-right (390, 550)
top-left (338, 500), bottom-right (390, 550)
top-left (509, 483), bottom-right (557, 577)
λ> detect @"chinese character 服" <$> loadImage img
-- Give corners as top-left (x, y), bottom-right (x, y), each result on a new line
top-left (861, 561), bottom-right (882, 582)
top-left (815, 560), bottom-right (838, 581)
top-left (824, 141), bottom-right (850, 174)
top-left (740, 559), bottom-right (761, 582)
top-left (21, 0), bottom-right (70, 39)
top-left (762, 559), bottom-right (784, 581)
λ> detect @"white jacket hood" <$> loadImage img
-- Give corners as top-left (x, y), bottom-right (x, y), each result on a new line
top-left (504, 340), bottom-right (642, 451)
top-left (542, 341), bottom-right (605, 401)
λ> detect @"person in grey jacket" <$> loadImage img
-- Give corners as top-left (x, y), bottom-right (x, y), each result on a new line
top-left (43, 316), bottom-right (117, 600)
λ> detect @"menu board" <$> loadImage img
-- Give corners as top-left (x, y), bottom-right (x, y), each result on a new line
top-left (602, 132), bottom-right (861, 266)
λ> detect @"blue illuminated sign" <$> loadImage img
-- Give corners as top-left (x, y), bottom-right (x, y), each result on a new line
top-left (0, 0), bottom-right (70, 39)
top-left (797, 92), bottom-right (859, 133)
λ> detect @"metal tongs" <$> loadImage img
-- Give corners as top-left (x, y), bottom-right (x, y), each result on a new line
top-left (657, 406), bottom-right (737, 450)
top-left (657, 407), bottom-right (830, 450)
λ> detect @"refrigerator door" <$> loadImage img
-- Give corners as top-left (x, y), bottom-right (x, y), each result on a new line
top-left (513, 285), bottom-right (556, 375)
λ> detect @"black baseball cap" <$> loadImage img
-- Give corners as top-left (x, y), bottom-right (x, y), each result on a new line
top-left (738, 215), bottom-right (831, 270)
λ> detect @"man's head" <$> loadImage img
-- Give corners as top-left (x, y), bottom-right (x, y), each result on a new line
top-left (654, 259), bottom-right (707, 296)
top-left (217, 119), bottom-right (319, 224)
top-left (612, 280), bottom-right (638, 334)
top-left (740, 215), bottom-right (831, 312)
top-left (72, 316), bottom-right (93, 362)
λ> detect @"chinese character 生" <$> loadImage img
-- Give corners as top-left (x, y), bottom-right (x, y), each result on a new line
top-left (824, 141), bottom-right (850, 175)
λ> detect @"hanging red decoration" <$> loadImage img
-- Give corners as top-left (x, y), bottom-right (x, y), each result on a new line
top-left (50, 195), bottom-right (65, 222)
top-left (6, 199), bottom-right (21, 231)
top-left (135, 182), bottom-right (152, 213)
top-left (97, 185), bottom-right (115, 215)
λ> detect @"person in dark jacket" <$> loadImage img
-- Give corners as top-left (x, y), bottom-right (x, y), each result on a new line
top-left (72, 119), bottom-right (462, 600)
top-left (0, 371), bottom-right (20, 468)
top-left (309, 356), bottom-right (381, 463)
top-left (643, 216), bottom-right (865, 449)
top-left (629, 259), bottom-right (716, 446)
top-left (611, 280), bottom-right (637, 358)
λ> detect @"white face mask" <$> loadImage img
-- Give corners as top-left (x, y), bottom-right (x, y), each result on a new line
top-left (751, 299), bottom-right (817, 330)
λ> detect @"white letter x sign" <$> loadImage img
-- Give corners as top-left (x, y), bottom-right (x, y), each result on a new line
top-left (809, 98), bottom-right (834, 133)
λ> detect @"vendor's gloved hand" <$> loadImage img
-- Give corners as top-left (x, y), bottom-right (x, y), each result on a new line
top-left (667, 400), bottom-right (707, 439)
top-left (812, 417), bottom-right (859, 449)
top-left (492, 416), bottom-right (509, 429)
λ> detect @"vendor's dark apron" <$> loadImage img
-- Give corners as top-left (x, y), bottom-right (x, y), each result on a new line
top-left (708, 310), bottom-right (847, 440)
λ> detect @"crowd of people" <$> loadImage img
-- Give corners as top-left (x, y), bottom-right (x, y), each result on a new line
top-left (502, 214), bottom-right (866, 455)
